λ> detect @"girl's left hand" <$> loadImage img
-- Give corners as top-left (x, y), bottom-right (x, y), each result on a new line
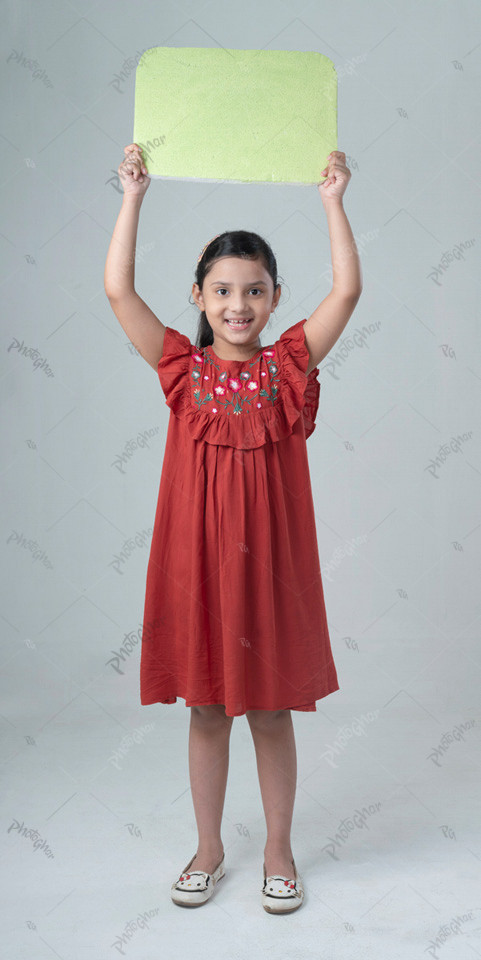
top-left (317, 151), bottom-right (351, 205)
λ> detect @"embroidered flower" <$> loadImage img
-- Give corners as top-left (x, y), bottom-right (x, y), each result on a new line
top-left (190, 346), bottom-right (281, 417)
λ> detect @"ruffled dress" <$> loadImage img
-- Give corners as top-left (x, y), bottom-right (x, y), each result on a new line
top-left (140, 318), bottom-right (339, 717)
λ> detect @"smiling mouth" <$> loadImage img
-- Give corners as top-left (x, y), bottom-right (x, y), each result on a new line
top-left (225, 318), bottom-right (253, 326)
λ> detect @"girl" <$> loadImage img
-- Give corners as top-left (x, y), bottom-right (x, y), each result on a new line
top-left (104, 144), bottom-right (362, 913)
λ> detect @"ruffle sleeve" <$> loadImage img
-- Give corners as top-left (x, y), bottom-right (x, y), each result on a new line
top-left (157, 325), bottom-right (194, 406)
top-left (157, 321), bottom-right (320, 448)
top-left (276, 319), bottom-right (320, 440)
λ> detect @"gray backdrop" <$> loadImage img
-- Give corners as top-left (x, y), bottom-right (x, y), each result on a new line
top-left (2, 1), bottom-right (480, 958)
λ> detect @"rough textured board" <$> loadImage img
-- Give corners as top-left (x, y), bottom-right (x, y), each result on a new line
top-left (133, 47), bottom-right (337, 185)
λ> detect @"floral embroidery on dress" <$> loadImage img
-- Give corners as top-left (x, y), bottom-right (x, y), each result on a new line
top-left (189, 346), bottom-right (280, 417)
top-left (157, 321), bottom-right (321, 448)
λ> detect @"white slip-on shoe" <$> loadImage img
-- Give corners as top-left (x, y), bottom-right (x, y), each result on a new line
top-left (261, 858), bottom-right (304, 913)
top-left (171, 851), bottom-right (225, 907)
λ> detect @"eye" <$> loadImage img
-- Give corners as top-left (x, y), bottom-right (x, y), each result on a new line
top-left (215, 288), bottom-right (263, 295)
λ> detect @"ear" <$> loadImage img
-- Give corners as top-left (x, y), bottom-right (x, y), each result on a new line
top-left (192, 282), bottom-right (203, 308)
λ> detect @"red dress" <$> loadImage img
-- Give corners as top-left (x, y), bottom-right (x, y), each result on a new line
top-left (140, 318), bottom-right (339, 717)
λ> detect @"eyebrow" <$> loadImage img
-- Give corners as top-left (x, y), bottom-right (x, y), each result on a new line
top-left (209, 280), bottom-right (268, 286)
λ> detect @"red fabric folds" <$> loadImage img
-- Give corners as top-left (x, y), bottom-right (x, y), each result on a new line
top-left (140, 318), bottom-right (339, 717)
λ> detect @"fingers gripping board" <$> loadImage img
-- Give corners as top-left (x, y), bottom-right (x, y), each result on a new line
top-left (133, 47), bottom-right (337, 185)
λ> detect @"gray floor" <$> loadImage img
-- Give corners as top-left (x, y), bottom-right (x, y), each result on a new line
top-left (3, 684), bottom-right (480, 959)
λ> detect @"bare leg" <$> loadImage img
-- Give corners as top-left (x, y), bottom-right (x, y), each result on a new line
top-left (246, 709), bottom-right (297, 878)
top-left (187, 704), bottom-right (233, 874)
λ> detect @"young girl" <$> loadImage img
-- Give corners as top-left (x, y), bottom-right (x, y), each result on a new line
top-left (104, 144), bottom-right (362, 914)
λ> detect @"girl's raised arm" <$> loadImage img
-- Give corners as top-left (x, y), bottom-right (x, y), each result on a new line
top-left (104, 144), bottom-right (166, 372)
top-left (303, 151), bottom-right (363, 374)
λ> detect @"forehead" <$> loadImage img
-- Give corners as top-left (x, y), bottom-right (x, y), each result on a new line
top-left (207, 256), bottom-right (269, 281)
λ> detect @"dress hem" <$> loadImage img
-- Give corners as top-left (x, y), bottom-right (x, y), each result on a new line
top-left (140, 682), bottom-right (340, 718)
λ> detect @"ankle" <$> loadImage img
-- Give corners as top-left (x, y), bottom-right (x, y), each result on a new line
top-left (197, 840), bottom-right (224, 856)
top-left (264, 842), bottom-right (293, 857)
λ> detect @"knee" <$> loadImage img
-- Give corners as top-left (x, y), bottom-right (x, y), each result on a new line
top-left (191, 704), bottom-right (234, 728)
top-left (246, 708), bottom-right (289, 730)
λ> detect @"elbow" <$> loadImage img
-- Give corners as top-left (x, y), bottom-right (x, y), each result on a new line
top-left (105, 287), bottom-right (133, 301)
top-left (348, 287), bottom-right (363, 304)
top-left (333, 287), bottom-right (363, 302)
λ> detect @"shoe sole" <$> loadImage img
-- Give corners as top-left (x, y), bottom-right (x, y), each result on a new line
top-left (262, 894), bottom-right (303, 913)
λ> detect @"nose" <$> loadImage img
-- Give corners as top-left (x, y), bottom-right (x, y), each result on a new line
top-left (230, 299), bottom-right (249, 313)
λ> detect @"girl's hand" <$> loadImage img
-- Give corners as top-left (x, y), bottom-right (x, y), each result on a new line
top-left (118, 143), bottom-right (151, 197)
top-left (317, 150), bottom-right (351, 205)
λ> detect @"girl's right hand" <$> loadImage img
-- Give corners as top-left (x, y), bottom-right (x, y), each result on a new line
top-left (118, 144), bottom-right (151, 197)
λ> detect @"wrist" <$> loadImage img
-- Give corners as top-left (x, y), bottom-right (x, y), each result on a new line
top-left (322, 196), bottom-right (345, 210)
top-left (122, 192), bottom-right (144, 209)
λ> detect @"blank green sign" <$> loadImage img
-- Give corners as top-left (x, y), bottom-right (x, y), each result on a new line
top-left (133, 47), bottom-right (337, 185)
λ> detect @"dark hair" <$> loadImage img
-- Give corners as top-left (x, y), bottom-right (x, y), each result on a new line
top-left (190, 230), bottom-right (282, 349)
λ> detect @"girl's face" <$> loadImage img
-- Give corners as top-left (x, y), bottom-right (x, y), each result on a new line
top-left (193, 256), bottom-right (281, 360)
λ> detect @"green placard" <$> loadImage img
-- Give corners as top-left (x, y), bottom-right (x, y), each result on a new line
top-left (133, 47), bottom-right (337, 185)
